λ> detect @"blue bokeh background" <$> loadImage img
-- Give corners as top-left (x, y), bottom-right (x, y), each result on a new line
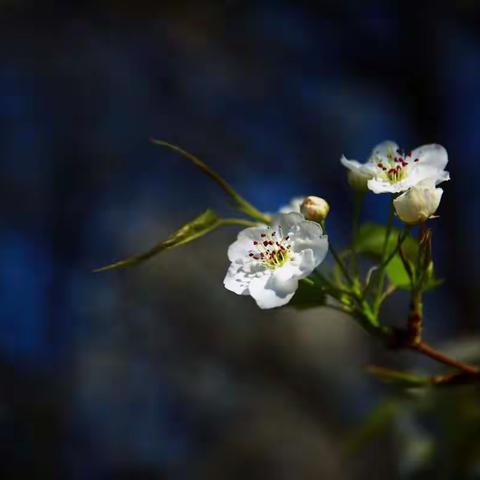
top-left (1, 2), bottom-right (479, 479)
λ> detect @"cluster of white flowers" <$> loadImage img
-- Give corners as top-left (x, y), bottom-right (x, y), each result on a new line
top-left (224, 140), bottom-right (450, 309)
top-left (341, 141), bottom-right (449, 223)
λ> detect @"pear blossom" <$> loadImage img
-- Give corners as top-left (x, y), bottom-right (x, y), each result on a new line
top-left (278, 196), bottom-right (305, 214)
top-left (224, 212), bottom-right (328, 309)
top-left (393, 180), bottom-right (443, 224)
top-left (341, 141), bottom-right (450, 194)
top-left (300, 196), bottom-right (330, 223)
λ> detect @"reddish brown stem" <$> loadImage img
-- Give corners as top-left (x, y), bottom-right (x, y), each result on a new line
top-left (432, 371), bottom-right (480, 386)
top-left (407, 291), bottom-right (422, 344)
top-left (411, 340), bottom-right (480, 375)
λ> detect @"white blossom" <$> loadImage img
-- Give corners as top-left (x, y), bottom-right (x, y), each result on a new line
top-left (341, 141), bottom-right (450, 194)
top-left (393, 180), bottom-right (443, 224)
top-left (224, 213), bottom-right (328, 309)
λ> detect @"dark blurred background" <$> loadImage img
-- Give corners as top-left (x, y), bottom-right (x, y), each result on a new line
top-left (1, 1), bottom-right (480, 479)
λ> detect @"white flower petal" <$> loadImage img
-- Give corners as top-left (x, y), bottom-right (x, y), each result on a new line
top-left (340, 156), bottom-right (376, 177)
top-left (227, 225), bottom-right (269, 262)
top-left (410, 144), bottom-right (448, 171)
top-left (367, 177), bottom-right (394, 194)
top-left (289, 249), bottom-right (317, 275)
top-left (340, 156), bottom-right (364, 172)
top-left (407, 164), bottom-right (450, 187)
top-left (223, 263), bottom-right (251, 295)
top-left (248, 274), bottom-right (297, 309)
top-left (291, 228), bottom-right (328, 267)
top-left (270, 266), bottom-right (300, 295)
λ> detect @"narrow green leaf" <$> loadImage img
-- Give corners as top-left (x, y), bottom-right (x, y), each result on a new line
top-left (151, 140), bottom-right (270, 224)
top-left (94, 209), bottom-right (222, 272)
top-left (367, 365), bottom-right (430, 388)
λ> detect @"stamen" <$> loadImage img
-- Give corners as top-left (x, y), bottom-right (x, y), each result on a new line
top-left (248, 229), bottom-right (293, 269)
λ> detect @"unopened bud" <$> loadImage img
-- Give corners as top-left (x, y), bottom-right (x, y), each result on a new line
top-left (393, 183), bottom-right (443, 225)
top-left (300, 196), bottom-right (330, 223)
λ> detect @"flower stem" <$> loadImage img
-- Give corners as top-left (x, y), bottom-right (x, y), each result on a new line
top-left (374, 201), bottom-right (395, 311)
top-left (329, 242), bottom-right (355, 287)
top-left (220, 218), bottom-right (262, 228)
top-left (152, 140), bottom-right (271, 224)
top-left (351, 192), bottom-right (364, 278)
top-left (407, 288), bottom-right (423, 345)
top-left (379, 227), bottom-right (410, 271)
top-left (382, 201), bottom-right (395, 259)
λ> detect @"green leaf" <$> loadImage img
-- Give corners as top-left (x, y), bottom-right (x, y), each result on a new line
top-left (94, 209), bottom-right (222, 272)
top-left (355, 223), bottom-right (418, 289)
top-left (356, 222), bottom-right (417, 258)
top-left (385, 255), bottom-right (411, 289)
top-left (289, 277), bottom-right (327, 310)
top-left (151, 140), bottom-right (271, 224)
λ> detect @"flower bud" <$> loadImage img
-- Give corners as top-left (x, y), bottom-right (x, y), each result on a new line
top-left (393, 183), bottom-right (443, 224)
top-left (300, 196), bottom-right (330, 223)
top-left (347, 169), bottom-right (370, 192)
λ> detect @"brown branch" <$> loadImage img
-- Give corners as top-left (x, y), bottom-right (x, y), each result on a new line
top-left (432, 371), bottom-right (480, 386)
top-left (410, 340), bottom-right (480, 376)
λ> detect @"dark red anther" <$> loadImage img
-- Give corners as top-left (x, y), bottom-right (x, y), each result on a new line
top-left (406, 151), bottom-right (412, 157)
top-left (414, 158), bottom-right (419, 162)
top-left (249, 253), bottom-right (254, 257)
top-left (285, 236), bottom-right (290, 240)
top-left (377, 162), bottom-right (384, 168)
top-left (253, 241), bottom-right (258, 245)
top-left (263, 240), bottom-right (269, 246)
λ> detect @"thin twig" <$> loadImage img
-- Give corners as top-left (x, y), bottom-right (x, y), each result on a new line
top-left (411, 340), bottom-right (480, 375)
top-left (329, 242), bottom-right (355, 286)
